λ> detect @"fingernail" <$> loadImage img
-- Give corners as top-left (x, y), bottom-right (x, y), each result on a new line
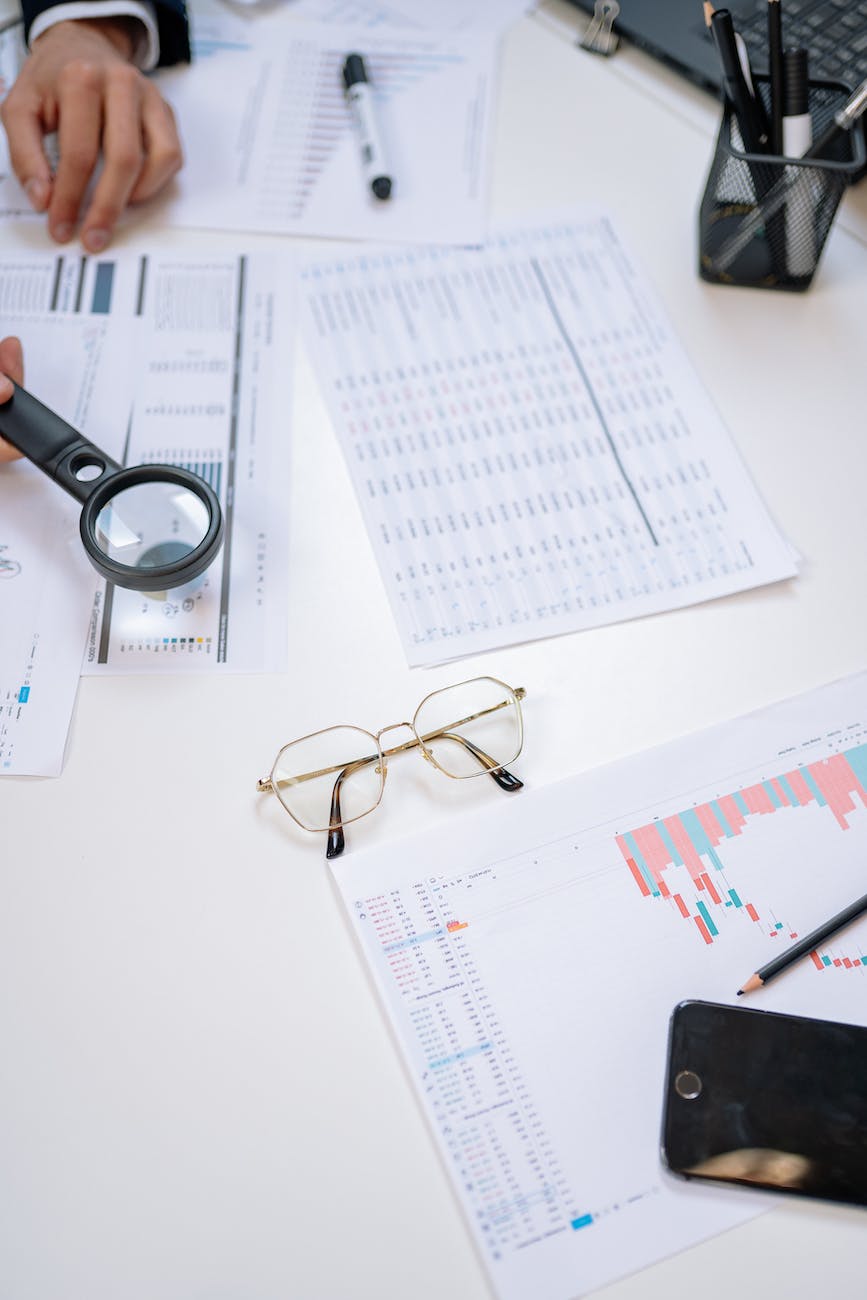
top-left (52, 221), bottom-right (73, 243)
top-left (84, 228), bottom-right (109, 253)
top-left (25, 177), bottom-right (49, 210)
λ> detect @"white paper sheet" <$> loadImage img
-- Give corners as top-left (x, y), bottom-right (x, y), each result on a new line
top-left (0, 316), bottom-right (134, 774)
top-left (158, 19), bottom-right (498, 245)
top-left (284, 0), bottom-right (535, 31)
top-left (301, 214), bottom-right (798, 665)
top-left (331, 671), bottom-right (867, 1299)
top-left (0, 18), bottom-right (30, 220)
top-left (0, 249), bottom-right (295, 677)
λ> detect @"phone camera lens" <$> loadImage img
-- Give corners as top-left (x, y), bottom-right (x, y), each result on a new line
top-left (674, 1070), bottom-right (702, 1100)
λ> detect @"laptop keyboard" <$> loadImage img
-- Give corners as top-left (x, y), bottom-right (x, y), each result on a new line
top-left (738, 0), bottom-right (867, 89)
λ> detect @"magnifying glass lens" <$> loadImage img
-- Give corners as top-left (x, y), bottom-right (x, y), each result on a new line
top-left (94, 481), bottom-right (211, 570)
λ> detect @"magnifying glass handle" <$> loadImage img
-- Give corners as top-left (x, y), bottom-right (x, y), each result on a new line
top-left (0, 381), bottom-right (122, 503)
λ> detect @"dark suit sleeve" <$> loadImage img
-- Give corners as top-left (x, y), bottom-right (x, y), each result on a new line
top-left (19, 0), bottom-right (191, 66)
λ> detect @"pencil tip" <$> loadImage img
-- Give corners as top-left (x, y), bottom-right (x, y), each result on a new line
top-left (736, 989), bottom-right (744, 995)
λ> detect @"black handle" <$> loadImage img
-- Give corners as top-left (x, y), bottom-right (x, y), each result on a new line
top-left (0, 381), bottom-right (123, 504)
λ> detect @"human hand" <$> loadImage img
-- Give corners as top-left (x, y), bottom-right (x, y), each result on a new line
top-left (0, 19), bottom-right (183, 252)
top-left (0, 336), bottom-right (24, 463)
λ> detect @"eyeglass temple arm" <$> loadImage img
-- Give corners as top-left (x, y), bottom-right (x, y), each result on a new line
top-left (437, 731), bottom-right (523, 792)
top-left (325, 729), bottom-right (522, 861)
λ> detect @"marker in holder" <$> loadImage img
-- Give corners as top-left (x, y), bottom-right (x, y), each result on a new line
top-left (698, 77), bottom-right (865, 291)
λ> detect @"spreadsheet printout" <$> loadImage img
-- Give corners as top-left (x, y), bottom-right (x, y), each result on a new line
top-left (0, 250), bottom-right (294, 675)
top-left (332, 671), bottom-right (867, 1299)
top-left (301, 216), bottom-right (798, 666)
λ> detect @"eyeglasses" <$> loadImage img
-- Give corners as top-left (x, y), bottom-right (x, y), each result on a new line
top-left (257, 676), bottom-right (526, 859)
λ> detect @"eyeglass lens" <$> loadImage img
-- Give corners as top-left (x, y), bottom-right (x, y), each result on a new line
top-left (413, 677), bottom-right (521, 779)
top-left (271, 724), bottom-right (384, 832)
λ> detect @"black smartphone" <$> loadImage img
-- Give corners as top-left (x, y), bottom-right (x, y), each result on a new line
top-left (661, 999), bottom-right (867, 1208)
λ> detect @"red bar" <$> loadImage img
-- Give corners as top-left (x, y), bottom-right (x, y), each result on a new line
top-left (695, 803), bottom-right (725, 844)
top-left (843, 958), bottom-right (853, 968)
top-left (833, 959), bottom-right (842, 967)
top-left (657, 876), bottom-right (671, 898)
top-left (700, 873), bottom-right (722, 905)
top-left (626, 857), bottom-right (651, 898)
top-left (770, 778), bottom-right (791, 806)
top-left (809, 951), bottom-right (823, 970)
top-left (745, 903), bottom-right (759, 922)
top-left (786, 768), bottom-right (814, 806)
top-left (673, 893), bottom-right (690, 918)
top-left (718, 794), bottom-right (746, 834)
top-left (694, 915), bottom-right (714, 945)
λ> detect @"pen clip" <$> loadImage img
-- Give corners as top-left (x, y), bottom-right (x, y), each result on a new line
top-left (580, 0), bottom-right (620, 57)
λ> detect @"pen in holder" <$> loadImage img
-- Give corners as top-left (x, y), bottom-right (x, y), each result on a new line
top-left (699, 77), bottom-right (865, 290)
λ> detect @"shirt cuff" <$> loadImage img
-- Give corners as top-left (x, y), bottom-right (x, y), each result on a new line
top-left (28, 2), bottom-right (160, 71)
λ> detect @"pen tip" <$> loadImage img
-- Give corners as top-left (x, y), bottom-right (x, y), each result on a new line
top-left (736, 989), bottom-right (744, 995)
top-left (372, 176), bottom-right (392, 201)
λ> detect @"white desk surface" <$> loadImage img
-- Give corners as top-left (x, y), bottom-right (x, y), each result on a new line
top-left (2, 4), bottom-right (867, 1297)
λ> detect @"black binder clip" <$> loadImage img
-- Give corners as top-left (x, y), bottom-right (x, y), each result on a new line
top-left (580, 0), bottom-right (620, 56)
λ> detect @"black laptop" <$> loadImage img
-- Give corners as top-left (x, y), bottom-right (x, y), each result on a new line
top-left (567, 0), bottom-right (867, 94)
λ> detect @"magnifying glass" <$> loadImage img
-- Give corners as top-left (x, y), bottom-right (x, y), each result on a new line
top-left (0, 382), bottom-right (224, 593)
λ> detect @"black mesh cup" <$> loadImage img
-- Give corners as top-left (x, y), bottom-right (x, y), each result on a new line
top-left (699, 77), bottom-right (865, 291)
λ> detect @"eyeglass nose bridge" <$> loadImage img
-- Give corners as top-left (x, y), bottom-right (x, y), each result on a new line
top-left (375, 720), bottom-right (437, 765)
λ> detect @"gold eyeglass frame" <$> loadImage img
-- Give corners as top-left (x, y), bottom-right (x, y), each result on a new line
top-left (257, 676), bottom-right (526, 859)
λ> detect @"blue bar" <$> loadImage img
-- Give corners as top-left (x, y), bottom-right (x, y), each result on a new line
top-left (571, 1214), bottom-right (594, 1230)
top-left (775, 922), bottom-right (783, 929)
top-left (801, 768), bottom-right (826, 807)
top-left (776, 774), bottom-right (799, 807)
top-left (91, 261), bottom-right (114, 313)
top-left (696, 898), bottom-right (719, 937)
top-left (846, 743), bottom-right (867, 794)
top-left (729, 889), bottom-right (743, 908)
top-left (822, 955), bottom-right (832, 966)
top-left (710, 800), bottom-right (734, 836)
top-left (734, 792), bottom-right (750, 816)
top-left (706, 846), bottom-right (724, 873)
top-left (656, 820), bottom-right (683, 867)
top-left (679, 809), bottom-right (712, 857)
top-left (763, 780), bottom-right (782, 808)
top-left (18, 686), bottom-right (30, 703)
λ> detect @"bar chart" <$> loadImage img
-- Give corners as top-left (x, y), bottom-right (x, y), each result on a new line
top-left (617, 744), bottom-right (867, 960)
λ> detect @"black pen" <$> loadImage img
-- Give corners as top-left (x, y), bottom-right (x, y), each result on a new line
top-left (342, 52), bottom-right (393, 202)
top-left (709, 7), bottom-right (768, 154)
top-left (768, 0), bottom-right (785, 154)
top-left (737, 891), bottom-right (867, 994)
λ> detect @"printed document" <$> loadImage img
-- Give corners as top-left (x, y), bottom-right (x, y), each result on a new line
top-left (0, 317), bottom-right (131, 775)
top-left (332, 671), bottom-right (867, 1299)
top-left (0, 249), bottom-right (294, 679)
top-left (157, 19), bottom-right (497, 245)
top-left (284, 0), bottom-right (535, 31)
top-left (301, 215), bottom-right (798, 665)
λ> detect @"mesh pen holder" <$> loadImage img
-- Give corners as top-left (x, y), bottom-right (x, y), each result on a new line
top-left (699, 77), bottom-right (865, 291)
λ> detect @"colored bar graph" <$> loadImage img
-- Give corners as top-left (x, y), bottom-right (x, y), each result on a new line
top-left (615, 742), bottom-right (867, 961)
